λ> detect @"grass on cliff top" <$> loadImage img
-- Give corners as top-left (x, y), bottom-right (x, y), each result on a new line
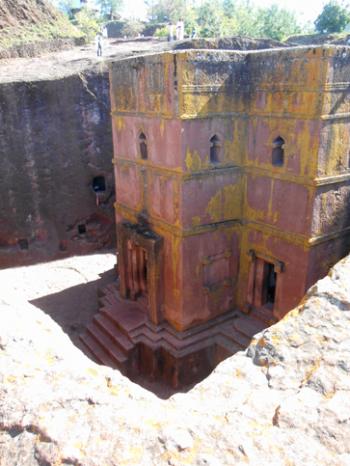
top-left (0, 14), bottom-right (83, 51)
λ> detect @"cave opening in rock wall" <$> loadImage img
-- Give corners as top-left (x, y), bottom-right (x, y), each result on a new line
top-left (78, 224), bottom-right (86, 235)
top-left (92, 176), bottom-right (106, 193)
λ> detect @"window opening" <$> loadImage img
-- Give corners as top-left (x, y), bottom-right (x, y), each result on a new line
top-left (210, 135), bottom-right (220, 163)
top-left (92, 176), bottom-right (106, 193)
top-left (78, 224), bottom-right (86, 235)
top-left (139, 132), bottom-right (148, 160)
top-left (272, 136), bottom-right (285, 166)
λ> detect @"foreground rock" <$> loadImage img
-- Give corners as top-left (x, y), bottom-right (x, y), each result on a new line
top-left (0, 254), bottom-right (350, 465)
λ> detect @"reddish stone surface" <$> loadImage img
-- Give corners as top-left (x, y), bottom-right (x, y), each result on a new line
top-left (0, 72), bottom-right (115, 269)
top-left (81, 46), bottom-right (350, 388)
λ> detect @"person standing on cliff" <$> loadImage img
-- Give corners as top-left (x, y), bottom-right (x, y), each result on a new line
top-left (176, 19), bottom-right (184, 40)
top-left (95, 33), bottom-right (103, 57)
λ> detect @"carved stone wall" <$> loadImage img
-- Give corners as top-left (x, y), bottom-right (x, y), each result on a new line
top-left (0, 70), bottom-right (115, 268)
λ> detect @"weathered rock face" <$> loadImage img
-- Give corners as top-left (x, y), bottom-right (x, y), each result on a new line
top-left (0, 70), bottom-right (115, 268)
top-left (0, 253), bottom-right (349, 465)
top-left (173, 36), bottom-right (285, 50)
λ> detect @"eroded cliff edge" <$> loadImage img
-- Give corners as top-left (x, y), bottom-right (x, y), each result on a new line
top-left (0, 253), bottom-right (349, 465)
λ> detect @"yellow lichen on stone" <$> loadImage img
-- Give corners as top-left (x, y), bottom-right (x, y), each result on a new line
top-left (281, 306), bottom-right (302, 322)
top-left (270, 334), bottom-right (281, 345)
top-left (192, 216), bottom-right (201, 226)
top-left (324, 122), bottom-right (349, 175)
top-left (185, 147), bottom-right (202, 172)
top-left (115, 116), bottom-right (125, 132)
top-left (108, 384), bottom-right (119, 396)
top-left (223, 184), bottom-right (241, 220)
top-left (160, 119), bottom-right (165, 137)
top-left (5, 375), bottom-right (16, 383)
top-left (161, 437), bottom-right (202, 465)
top-left (223, 138), bottom-right (236, 163)
top-left (86, 367), bottom-right (98, 377)
top-left (119, 446), bottom-right (144, 465)
top-left (45, 351), bottom-right (56, 365)
top-left (302, 358), bottom-right (321, 384)
top-left (206, 184), bottom-right (241, 222)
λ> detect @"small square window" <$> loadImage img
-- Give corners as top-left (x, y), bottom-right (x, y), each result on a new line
top-left (78, 224), bottom-right (86, 235)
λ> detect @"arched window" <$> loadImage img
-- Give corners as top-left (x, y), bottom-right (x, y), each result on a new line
top-left (92, 176), bottom-right (106, 192)
top-left (272, 136), bottom-right (285, 166)
top-left (210, 135), bottom-right (220, 163)
top-left (139, 132), bottom-right (148, 160)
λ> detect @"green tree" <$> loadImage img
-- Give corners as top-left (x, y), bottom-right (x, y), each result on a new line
top-left (315, 1), bottom-right (350, 33)
top-left (222, 0), bottom-right (235, 18)
top-left (258, 4), bottom-right (302, 40)
top-left (75, 7), bottom-right (100, 40)
top-left (154, 25), bottom-right (169, 37)
top-left (96, 0), bottom-right (123, 20)
top-left (222, 1), bottom-right (261, 37)
top-left (184, 6), bottom-right (198, 36)
top-left (145, 0), bottom-right (305, 40)
top-left (146, 0), bottom-right (188, 23)
top-left (196, 0), bottom-right (223, 37)
top-left (122, 18), bottom-right (144, 37)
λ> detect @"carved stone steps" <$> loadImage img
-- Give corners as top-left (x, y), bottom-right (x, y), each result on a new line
top-left (233, 316), bottom-right (266, 340)
top-left (85, 323), bottom-right (128, 367)
top-left (142, 310), bottom-right (241, 341)
top-left (78, 337), bottom-right (100, 364)
top-left (80, 281), bottom-right (273, 387)
top-left (133, 332), bottom-right (218, 358)
top-left (250, 307), bottom-right (277, 326)
top-left (219, 325), bottom-right (252, 349)
top-left (94, 313), bottom-right (134, 353)
top-left (215, 334), bottom-right (244, 354)
top-left (80, 332), bottom-right (119, 369)
top-left (100, 283), bottom-right (246, 345)
top-left (101, 304), bottom-right (147, 335)
top-left (132, 323), bottom-right (222, 354)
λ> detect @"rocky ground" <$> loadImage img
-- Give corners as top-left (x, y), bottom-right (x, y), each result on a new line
top-left (0, 252), bottom-right (349, 465)
top-left (0, 253), bottom-right (116, 347)
top-left (2, 33), bottom-right (350, 84)
top-left (0, 36), bottom-right (280, 84)
top-left (0, 38), bottom-right (165, 83)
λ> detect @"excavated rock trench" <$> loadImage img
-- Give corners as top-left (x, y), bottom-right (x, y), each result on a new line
top-left (0, 252), bottom-right (349, 465)
top-left (1, 39), bottom-right (350, 465)
top-left (0, 40), bottom-right (165, 269)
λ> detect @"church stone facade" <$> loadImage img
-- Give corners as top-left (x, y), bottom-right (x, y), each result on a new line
top-left (81, 46), bottom-right (350, 387)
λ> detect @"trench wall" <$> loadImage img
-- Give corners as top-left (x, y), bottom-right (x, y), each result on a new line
top-left (0, 71), bottom-right (115, 268)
